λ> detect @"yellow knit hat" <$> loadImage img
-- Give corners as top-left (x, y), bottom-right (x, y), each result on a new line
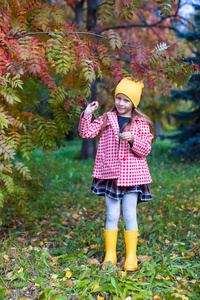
top-left (114, 78), bottom-right (144, 108)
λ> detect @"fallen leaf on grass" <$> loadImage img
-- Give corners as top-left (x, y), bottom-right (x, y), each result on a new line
top-left (3, 255), bottom-right (9, 260)
top-left (19, 298), bottom-right (32, 300)
top-left (66, 280), bottom-right (73, 287)
top-left (90, 244), bottom-right (98, 249)
top-left (52, 257), bottom-right (58, 263)
top-left (65, 271), bottom-right (72, 278)
top-left (92, 285), bottom-right (100, 291)
top-left (51, 274), bottom-right (59, 280)
top-left (118, 256), bottom-right (125, 268)
top-left (165, 239), bottom-right (171, 244)
top-left (120, 271), bottom-right (127, 277)
top-left (87, 258), bottom-right (100, 265)
top-left (172, 293), bottom-right (188, 300)
top-left (138, 238), bottom-right (145, 243)
top-left (6, 271), bottom-right (13, 278)
top-left (155, 275), bottom-right (164, 280)
top-left (97, 295), bottom-right (104, 300)
top-left (101, 261), bottom-right (116, 270)
top-left (64, 234), bottom-right (73, 239)
top-left (153, 296), bottom-right (162, 300)
top-left (72, 213), bottom-right (79, 219)
top-left (138, 255), bottom-right (153, 262)
top-left (51, 283), bottom-right (61, 287)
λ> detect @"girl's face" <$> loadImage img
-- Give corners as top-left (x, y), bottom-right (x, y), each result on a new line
top-left (115, 93), bottom-right (133, 117)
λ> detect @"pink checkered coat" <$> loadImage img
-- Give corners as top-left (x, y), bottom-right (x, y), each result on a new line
top-left (78, 111), bottom-right (153, 186)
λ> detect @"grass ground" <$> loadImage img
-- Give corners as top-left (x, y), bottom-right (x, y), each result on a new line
top-left (0, 139), bottom-right (200, 300)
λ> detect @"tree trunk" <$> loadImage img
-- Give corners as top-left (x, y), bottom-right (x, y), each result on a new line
top-left (74, 0), bottom-right (85, 27)
top-left (78, 0), bottom-right (101, 159)
top-left (155, 121), bottom-right (163, 136)
top-left (87, 0), bottom-right (98, 30)
top-left (79, 80), bottom-right (97, 159)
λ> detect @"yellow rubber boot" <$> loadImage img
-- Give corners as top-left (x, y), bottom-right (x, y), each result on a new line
top-left (124, 230), bottom-right (139, 271)
top-left (103, 229), bottom-right (118, 264)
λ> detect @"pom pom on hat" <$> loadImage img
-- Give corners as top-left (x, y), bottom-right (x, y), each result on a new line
top-left (115, 78), bottom-right (144, 108)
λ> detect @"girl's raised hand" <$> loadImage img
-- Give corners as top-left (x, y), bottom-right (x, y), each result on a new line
top-left (84, 101), bottom-right (99, 118)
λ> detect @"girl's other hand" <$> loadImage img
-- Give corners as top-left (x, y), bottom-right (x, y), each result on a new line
top-left (84, 101), bottom-right (99, 118)
top-left (120, 132), bottom-right (134, 144)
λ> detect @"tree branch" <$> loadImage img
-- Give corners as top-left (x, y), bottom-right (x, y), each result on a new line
top-left (99, 13), bottom-right (196, 35)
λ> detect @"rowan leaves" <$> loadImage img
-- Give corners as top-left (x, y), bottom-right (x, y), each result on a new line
top-left (135, 45), bottom-right (147, 64)
top-left (80, 58), bottom-right (96, 84)
top-left (107, 29), bottom-right (122, 51)
top-left (154, 42), bottom-right (170, 53)
top-left (157, 0), bottom-right (173, 17)
top-left (0, 74), bottom-right (22, 104)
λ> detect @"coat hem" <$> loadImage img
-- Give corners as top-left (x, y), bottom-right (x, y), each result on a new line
top-left (92, 175), bottom-right (152, 186)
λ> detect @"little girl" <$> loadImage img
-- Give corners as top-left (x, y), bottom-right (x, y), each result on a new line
top-left (78, 78), bottom-right (156, 271)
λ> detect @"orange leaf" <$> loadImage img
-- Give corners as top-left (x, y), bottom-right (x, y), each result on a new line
top-left (66, 280), bottom-right (73, 287)
top-left (92, 285), bottom-right (100, 291)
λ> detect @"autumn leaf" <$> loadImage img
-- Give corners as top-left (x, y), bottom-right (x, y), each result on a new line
top-left (65, 271), bottom-right (72, 278)
top-left (92, 284), bottom-right (100, 291)
top-left (121, 271), bottom-right (127, 277)
top-left (165, 276), bottom-right (171, 280)
top-left (153, 296), bottom-right (162, 300)
top-left (155, 275), bottom-right (164, 280)
top-left (84, 247), bottom-right (89, 253)
top-left (72, 213), bottom-right (79, 219)
top-left (52, 257), bottom-right (58, 263)
top-left (171, 293), bottom-right (189, 300)
top-left (66, 280), bottom-right (73, 287)
top-left (6, 271), bottom-right (13, 278)
top-left (51, 274), bottom-right (59, 280)
top-left (87, 258), bottom-right (100, 265)
top-left (138, 255), bottom-right (153, 262)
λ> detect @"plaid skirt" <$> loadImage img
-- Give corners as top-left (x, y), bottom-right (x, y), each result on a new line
top-left (91, 178), bottom-right (152, 203)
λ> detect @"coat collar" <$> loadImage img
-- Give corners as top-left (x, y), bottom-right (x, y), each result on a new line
top-left (106, 111), bottom-right (142, 142)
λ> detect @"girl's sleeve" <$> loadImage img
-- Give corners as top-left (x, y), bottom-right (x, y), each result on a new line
top-left (78, 112), bottom-right (104, 138)
top-left (131, 120), bottom-right (153, 157)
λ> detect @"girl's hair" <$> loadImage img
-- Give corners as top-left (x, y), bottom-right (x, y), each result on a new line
top-left (99, 106), bottom-right (157, 143)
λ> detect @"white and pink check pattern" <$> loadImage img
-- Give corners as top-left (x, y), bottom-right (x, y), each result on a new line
top-left (78, 111), bottom-right (153, 186)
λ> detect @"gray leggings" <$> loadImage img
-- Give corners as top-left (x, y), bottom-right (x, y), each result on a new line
top-left (105, 193), bottom-right (138, 231)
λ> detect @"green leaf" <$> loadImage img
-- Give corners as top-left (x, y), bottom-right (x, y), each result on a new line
top-left (34, 277), bottom-right (45, 284)
top-left (0, 287), bottom-right (6, 300)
